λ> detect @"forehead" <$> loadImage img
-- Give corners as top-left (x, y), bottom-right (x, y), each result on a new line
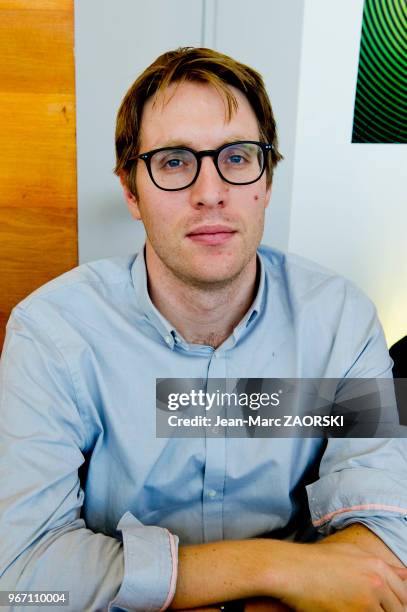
top-left (139, 81), bottom-right (260, 150)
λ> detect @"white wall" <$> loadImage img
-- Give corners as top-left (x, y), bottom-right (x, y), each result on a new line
top-left (288, 0), bottom-right (407, 346)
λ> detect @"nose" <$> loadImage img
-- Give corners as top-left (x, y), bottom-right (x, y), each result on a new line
top-left (189, 156), bottom-right (227, 208)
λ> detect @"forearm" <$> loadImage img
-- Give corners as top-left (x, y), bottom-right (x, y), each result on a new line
top-left (171, 528), bottom-right (407, 612)
top-left (170, 539), bottom-right (290, 609)
top-left (317, 522), bottom-right (405, 566)
top-left (0, 523), bottom-right (124, 610)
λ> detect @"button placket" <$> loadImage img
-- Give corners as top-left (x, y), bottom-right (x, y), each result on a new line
top-left (202, 351), bottom-right (227, 542)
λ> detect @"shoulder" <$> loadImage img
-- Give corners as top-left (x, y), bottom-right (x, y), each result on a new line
top-left (10, 254), bottom-right (139, 329)
top-left (258, 244), bottom-right (375, 317)
top-left (17, 255), bottom-right (136, 306)
top-left (258, 246), bottom-right (389, 377)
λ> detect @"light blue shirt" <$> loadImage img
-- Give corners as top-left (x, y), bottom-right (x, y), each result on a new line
top-left (1, 245), bottom-right (407, 611)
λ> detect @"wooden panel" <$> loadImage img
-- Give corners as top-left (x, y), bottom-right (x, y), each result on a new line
top-left (0, 0), bottom-right (77, 351)
top-left (0, 9), bottom-right (74, 93)
top-left (0, 1), bottom-right (72, 9)
top-left (0, 93), bottom-right (76, 209)
top-left (0, 206), bottom-right (76, 338)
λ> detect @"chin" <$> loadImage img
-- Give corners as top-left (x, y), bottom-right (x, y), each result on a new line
top-left (181, 264), bottom-right (245, 290)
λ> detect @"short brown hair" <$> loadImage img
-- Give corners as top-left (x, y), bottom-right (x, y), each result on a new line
top-left (114, 47), bottom-right (283, 192)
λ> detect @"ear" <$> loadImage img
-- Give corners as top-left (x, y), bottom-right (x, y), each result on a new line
top-left (119, 171), bottom-right (141, 220)
top-left (264, 182), bottom-right (272, 208)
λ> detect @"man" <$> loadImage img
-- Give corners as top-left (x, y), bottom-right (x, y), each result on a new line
top-left (1, 47), bottom-right (407, 612)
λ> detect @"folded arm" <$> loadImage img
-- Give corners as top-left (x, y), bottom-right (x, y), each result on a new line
top-left (172, 524), bottom-right (407, 611)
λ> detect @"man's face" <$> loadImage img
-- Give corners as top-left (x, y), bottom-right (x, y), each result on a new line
top-left (121, 80), bottom-right (271, 289)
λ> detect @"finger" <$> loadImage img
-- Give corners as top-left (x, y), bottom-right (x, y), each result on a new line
top-left (384, 566), bottom-right (407, 607)
top-left (379, 577), bottom-right (405, 612)
top-left (391, 566), bottom-right (407, 579)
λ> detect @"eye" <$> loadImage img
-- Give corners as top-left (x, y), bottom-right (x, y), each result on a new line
top-left (165, 158), bottom-right (183, 168)
top-left (159, 155), bottom-right (187, 170)
top-left (227, 154), bottom-right (245, 164)
top-left (153, 149), bottom-right (193, 171)
top-left (220, 145), bottom-right (253, 167)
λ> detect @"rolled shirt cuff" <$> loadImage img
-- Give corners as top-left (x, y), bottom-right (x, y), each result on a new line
top-left (306, 467), bottom-right (407, 529)
top-left (306, 467), bottom-right (407, 563)
top-left (108, 511), bottom-right (179, 612)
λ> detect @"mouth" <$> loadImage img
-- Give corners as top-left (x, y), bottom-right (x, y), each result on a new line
top-left (186, 225), bottom-right (237, 246)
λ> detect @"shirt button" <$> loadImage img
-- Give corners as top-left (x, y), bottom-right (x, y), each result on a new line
top-left (165, 335), bottom-right (172, 345)
top-left (207, 489), bottom-right (217, 498)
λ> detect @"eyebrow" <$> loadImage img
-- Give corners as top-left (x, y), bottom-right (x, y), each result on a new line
top-left (154, 136), bottom-right (254, 149)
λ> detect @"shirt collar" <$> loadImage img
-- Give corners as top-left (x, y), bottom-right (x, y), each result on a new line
top-left (230, 253), bottom-right (265, 344)
top-left (131, 247), bottom-right (179, 349)
top-left (130, 246), bottom-right (266, 350)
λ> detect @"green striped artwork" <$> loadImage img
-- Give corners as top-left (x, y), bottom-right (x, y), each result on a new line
top-left (352, 0), bottom-right (407, 143)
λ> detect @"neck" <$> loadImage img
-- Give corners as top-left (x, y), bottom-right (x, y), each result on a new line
top-left (145, 244), bottom-right (259, 349)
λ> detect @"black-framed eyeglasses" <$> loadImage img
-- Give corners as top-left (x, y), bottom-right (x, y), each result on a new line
top-left (135, 140), bottom-right (273, 191)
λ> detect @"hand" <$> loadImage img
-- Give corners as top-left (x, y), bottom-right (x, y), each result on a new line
top-left (266, 541), bottom-right (407, 611)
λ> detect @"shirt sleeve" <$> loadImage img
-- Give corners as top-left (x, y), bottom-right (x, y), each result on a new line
top-left (306, 286), bottom-right (407, 564)
top-left (0, 307), bottom-right (179, 611)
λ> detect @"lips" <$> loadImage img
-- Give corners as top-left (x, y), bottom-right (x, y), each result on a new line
top-left (186, 225), bottom-right (236, 246)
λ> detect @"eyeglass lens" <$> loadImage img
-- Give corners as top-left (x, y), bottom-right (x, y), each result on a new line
top-left (149, 142), bottom-right (265, 190)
